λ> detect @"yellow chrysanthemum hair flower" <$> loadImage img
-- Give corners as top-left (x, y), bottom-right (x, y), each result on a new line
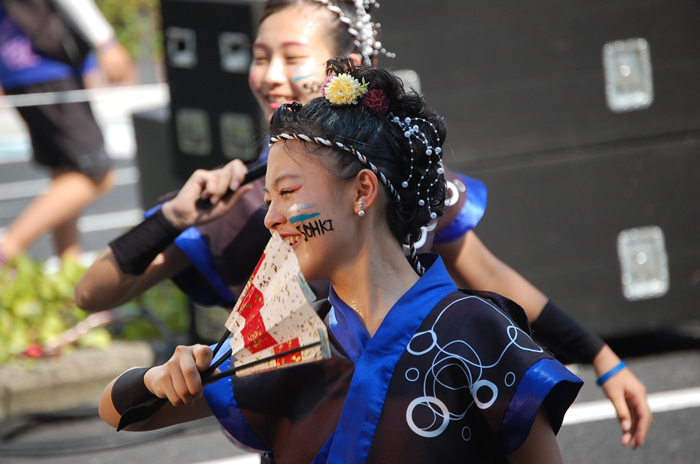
top-left (323, 73), bottom-right (369, 105)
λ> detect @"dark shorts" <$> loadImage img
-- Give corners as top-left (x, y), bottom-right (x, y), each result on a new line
top-left (6, 76), bottom-right (113, 181)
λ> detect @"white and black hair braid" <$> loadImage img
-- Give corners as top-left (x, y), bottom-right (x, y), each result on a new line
top-left (269, 133), bottom-right (401, 204)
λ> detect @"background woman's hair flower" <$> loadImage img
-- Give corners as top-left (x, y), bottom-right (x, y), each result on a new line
top-left (363, 88), bottom-right (390, 115)
top-left (324, 73), bottom-right (369, 105)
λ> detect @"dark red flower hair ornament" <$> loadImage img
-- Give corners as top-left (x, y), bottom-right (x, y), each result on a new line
top-left (363, 88), bottom-right (390, 115)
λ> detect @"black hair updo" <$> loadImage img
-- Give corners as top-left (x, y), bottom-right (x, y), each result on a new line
top-left (269, 58), bottom-right (448, 251)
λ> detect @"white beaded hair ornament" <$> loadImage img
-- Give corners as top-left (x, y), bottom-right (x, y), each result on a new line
top-left (390, 114), bottom-right (444, 220)
top-left (313, 0), bottom-right (395, 65)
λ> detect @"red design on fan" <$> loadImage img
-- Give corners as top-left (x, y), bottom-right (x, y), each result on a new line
top-left (237, 286), bottom-right (264, 319)
top-left (274, 338), bottom-right (302, 366)
top-left (242, 312), bottom-right (277, 353)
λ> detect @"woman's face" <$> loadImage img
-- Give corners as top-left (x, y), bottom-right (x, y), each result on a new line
top-left (263, 142), bottom-right (357, 281)
top-left (250, 4), bottom-right (335, 120)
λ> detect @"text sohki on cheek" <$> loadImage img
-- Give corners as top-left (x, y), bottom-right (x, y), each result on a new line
top-left (296, 219), bottom-right (334, 241)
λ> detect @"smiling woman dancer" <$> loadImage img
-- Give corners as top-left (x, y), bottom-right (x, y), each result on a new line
top-left (100, 59), bottom-right (584, 464)
top-left (77, 0), bottom-right (650, 448)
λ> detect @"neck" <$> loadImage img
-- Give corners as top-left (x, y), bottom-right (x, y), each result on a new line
top-left (329, 230), bottom-right (420, 336)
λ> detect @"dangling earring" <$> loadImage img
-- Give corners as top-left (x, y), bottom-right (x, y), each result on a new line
top-left (358, 201), bottom-right (365, 217)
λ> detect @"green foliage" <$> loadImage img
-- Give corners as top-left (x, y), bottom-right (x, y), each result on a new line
top-left (0, 254), bottom-right (189, 366)
top-left (95, 0), bottom-right (162, 59)
top-left (118, 278), bottom-right (190, 340)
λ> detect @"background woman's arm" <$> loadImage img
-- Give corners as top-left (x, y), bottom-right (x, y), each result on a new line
top-left (76, 160), bottom-right (252, 312)
top-left (75, 245), bottom-right (190, 312)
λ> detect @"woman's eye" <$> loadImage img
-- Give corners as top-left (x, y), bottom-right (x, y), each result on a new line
top-left (280, 189), bottom-right (295, 197)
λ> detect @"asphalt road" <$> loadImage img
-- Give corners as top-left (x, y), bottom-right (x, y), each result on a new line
top-left (1, 102), bottom-right (699, 463)
top-left (0, 348), bottom-right (698, 464)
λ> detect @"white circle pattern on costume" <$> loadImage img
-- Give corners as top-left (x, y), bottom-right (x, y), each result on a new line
top-left (470, 379), bottom-right (498, 409)
top-left (406, 330), bottom-right (437, 356)
top-left (445, 181), bottom-right (460, 207)
top-left (405, 368), bottom-right (420, 382)
top-left (461, 426), bottom-right (472, 442)
top-left (406, 396), bottom-right (450, 438)
top-left (403, 296), bottom-right (544, 439)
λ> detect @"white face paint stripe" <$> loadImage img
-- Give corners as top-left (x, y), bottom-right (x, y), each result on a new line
top-left (286, 203), bottom-right (315, 216)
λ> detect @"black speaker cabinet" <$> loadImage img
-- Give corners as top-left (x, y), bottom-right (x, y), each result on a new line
top-left (132, 106), bottom-right (180, 210)
top-left (161, 0), bottom-right (264, 182)
top-left (375, 0), bottom-right (700, 336)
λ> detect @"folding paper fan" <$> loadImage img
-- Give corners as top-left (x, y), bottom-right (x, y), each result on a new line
top-left (116, 232), bottom-right (328, 430)
top-left (203, 231), bottom-right (331, 383)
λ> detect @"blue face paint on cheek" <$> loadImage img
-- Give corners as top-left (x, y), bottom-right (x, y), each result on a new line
top-left (291, 66), bottom-right (324, 94)
top-left (293, 73), bottom-right (318, 82)
top-left (290, 212), bottom-right (320, 224)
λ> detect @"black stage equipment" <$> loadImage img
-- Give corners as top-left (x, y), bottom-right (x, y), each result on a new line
top-left (375, 0), bottom-right (700, 337)
top-left (132, 107), bottom-right (179, 210)
top-left (161, 0), bottom-right (265, 183)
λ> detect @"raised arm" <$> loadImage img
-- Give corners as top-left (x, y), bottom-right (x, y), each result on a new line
top-left (433, 230), bottom-right (652, 448)
top-left (75, 244), bottom-right (190, 311)
top-left (76, 160), bottom-right (252, 312)
top-left (51, 0), bottom-right (133, 82)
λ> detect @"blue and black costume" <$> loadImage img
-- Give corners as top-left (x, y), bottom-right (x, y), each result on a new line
top-left (203, 255), bottom-right (582, 463)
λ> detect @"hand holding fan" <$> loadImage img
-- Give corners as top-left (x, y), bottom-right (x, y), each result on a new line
top-left (203, 230), bottom-right (331, 382)
top-left (116, 232), bottom-right (330, 430)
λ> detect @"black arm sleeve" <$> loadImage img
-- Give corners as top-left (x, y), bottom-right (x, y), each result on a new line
top-left (109, 208), bottom-right (181, 275)
top-left (530, 300), bottom-right (605, 364)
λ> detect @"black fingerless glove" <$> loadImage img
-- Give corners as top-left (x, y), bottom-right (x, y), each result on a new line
top-left (112, 367), bottom-right (167, 431)
top-left (530, 301), bottom-right (605, 364)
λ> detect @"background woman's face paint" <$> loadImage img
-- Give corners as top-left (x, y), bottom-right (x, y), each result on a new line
top-left (249, 4), bottom-right (334, 120)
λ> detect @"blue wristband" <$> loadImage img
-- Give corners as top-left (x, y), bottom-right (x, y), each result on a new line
top-left (596, 361), bottom-right (627, 386)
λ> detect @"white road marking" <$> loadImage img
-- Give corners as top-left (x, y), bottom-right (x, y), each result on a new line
top-left (77, 208), bottom-right (143, 233)
top-left (193, 455), bottom-right (261, 464)
top-left (0, 208), bottom-right (142, 241)
top-left (0, 167), bottom-right (139, 201)
top-left (563, 386), bottom-right (700, 425)
top-left (0, 83), bottom-right (169, 108)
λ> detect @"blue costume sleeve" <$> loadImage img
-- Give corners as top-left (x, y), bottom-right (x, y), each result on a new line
top-left (497, 358), bottom-right (582, 455)
top-left (203, 339), bottom-right (271, 452)
top-left (433, 173), bottom-right (488, 244)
